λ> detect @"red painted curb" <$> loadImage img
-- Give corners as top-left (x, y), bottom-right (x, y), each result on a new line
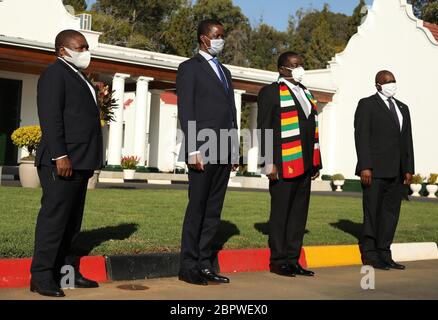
top-left (218, 248), bottom-right (307, 273)
top-left (0, 256), bottom-right (107, 289)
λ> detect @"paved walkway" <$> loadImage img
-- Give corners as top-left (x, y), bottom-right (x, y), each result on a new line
top-left (1, 260), bottom-right (437, 300)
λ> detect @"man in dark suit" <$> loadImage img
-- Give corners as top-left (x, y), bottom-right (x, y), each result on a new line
top-left (354, 70), bottom-right (414, 270)
top-left (31, 30), bottom-right (103, 297)
top-left (257, 52), bottom-right (322, 277)
top-left (176, 19), bottom-right (238, 285)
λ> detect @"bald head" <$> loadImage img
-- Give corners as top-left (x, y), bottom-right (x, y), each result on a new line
top-left (55, 29), bottom-right (88, 56)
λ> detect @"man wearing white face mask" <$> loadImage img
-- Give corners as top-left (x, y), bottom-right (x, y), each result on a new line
top-left (257, 52), bottom-right (322, 277)
top-left (31, 30), bottom-right (103, 297)
top-left (354, 70), bottom-right (415, 271)
top-left (176, 19), bottom-right (238, 286)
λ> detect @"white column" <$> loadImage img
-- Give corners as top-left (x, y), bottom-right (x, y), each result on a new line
top-left (247, 103), bottom-right (259, 173)
top-left (107, 73), bottom-right (130, 165)
top-left (233, 89), bottom-right (246, 139)
top-left (133, 76), bottom-right (154, 166)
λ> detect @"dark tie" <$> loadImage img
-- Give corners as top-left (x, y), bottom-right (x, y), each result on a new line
top-left (387, 98), bottom-right (400, 130)
top-left (211, 57), bottom-right (228, 91)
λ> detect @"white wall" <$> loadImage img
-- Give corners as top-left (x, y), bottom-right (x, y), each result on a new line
top-left (0, 70), bottom-right (39, 160)
top-left (320, 0), bottom-right (438, 178)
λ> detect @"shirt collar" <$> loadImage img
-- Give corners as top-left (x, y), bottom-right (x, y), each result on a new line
top-left (279, 77), bottom-right (300, 91)
top-left (199, 49), bottom-right (215, 61)
top-left (377, 91), bottom-right (392, 102)
top-left (58, 57), bottom-right (79, 73)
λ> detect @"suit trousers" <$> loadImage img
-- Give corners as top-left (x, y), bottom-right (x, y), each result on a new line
top-left (361, 176), bottom-right (403, 263)
top-left (180, 164), bottom-right (231, 271)
top-left (268, 171), bottom-right (311, 266)
top-left (30, 165), bottom-right (92, 281)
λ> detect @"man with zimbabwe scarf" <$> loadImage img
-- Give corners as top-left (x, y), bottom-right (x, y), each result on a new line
top-left (257, 51), bottom-right (322, 277)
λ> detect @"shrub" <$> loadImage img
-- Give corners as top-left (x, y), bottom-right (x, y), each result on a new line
top-left (11, 125), bottom-right (42, 159)
top-left (427, 173), bottom-right (438, 185)
top-left (411, 174), bottom-right (424, 185)
top-left (121, 156), bottom-right (140, 170)
top-left (332, 173), bottom-right (345, 181)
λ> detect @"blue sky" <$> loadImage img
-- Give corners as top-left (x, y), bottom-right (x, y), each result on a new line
top-left (86, 0), bottom-right (374, 31)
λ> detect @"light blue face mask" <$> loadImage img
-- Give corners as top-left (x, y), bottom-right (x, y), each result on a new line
top-left (207, 38), bottom-right (225, 56)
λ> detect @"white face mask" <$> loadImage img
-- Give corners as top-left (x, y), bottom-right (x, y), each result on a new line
top-left (380, 82), bottom-right (397, 98)
top-left (206, 38), bottom-right (225, 56)
top-left (285, 66), bottom-right (305, 83)
top-left (63, 47), bottom-right (91, 69)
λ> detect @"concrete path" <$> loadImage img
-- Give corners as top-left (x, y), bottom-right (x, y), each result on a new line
top-left (1, 260), bottom-right (437, 300)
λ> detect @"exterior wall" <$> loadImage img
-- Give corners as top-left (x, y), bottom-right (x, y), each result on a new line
top-left (318, 0), bottom-right (438, 178)
top-left (0, 70), bottom-right (39, 160)
top-left (0, 0), bottom-right (80, 44)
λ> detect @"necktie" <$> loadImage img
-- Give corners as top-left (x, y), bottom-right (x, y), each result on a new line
top-left (211, 57), bottom-right (228, 91)
top-left (387, 98), bottom-right (400, 131)
top-left (293, 87), bottom-right (310, 118)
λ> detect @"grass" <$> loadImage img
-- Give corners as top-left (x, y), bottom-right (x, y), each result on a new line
top-left (0, 186), bottom-right (437, 258)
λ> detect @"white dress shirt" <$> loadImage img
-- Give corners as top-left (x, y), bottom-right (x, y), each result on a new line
top-left (53, 57), bottom-right (97, 161)
top-left (281, 78), bottom-right (312, 117)
top-left (377, 91), bottom-right (403, 131)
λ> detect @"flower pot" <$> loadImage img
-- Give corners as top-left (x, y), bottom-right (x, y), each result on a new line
top-left (87, 170), bottom-right (100, 189)
top-left (19, 160), bottom-right (40, 188)
top-left (333, 180), bottom-right (345, 192)
top-left (123, 169), bottom-right (136, 180)
top-left (426, 184), bottom-right (438, 198)
top-left (410, 184), bottom-right (422, 197)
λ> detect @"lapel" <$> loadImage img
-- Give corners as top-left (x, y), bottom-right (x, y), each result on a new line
top-left (57, 59), bottom-right (97, 106)
top-left (374, 93), bottom-right (400, 132)
top-left (196, 53), bottom-right (230, 99)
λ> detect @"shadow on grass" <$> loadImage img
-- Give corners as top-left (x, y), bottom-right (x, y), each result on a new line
top-left (73, 223), bottom-right (139, 256)
top-left (211, 220), bottom-right (240, 251)
top-left (329, 219), bottom-right (362, 241)
top-left (254, 221), bottom-right (309, 235)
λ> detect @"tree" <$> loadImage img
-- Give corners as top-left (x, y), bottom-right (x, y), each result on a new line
top-left (248, 22), bottom-right (287, 71)
top-left (349, 0), bottom-right (367, 37)
top-left (62, 0), bottom-right (87, 13)
top-left (422, 2), bottom-right (438, 23)
top-left (304, 9), bottom-right (336, 70)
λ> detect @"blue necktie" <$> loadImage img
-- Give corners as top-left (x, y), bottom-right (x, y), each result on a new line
top-left (211, 57), bottom-right (228, 91)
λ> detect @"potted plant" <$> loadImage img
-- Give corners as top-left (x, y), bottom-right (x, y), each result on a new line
top-left (87, 80), bottom-right (117, 189)
top-left (410, 174), bottom-right (424, 197)
top-left (426, 173), bottom-right (438, 198)
top-left (11, 125), bottom-right (42, 188)
top-left (121, 156), bottom-right (139, 180)
top-left (332, 173), bottom-right (345, 192)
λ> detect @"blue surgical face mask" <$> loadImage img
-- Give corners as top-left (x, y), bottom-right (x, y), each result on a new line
top-left (206, 38), bottom-right (225, 56)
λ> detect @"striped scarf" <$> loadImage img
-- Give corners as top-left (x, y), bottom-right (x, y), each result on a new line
top-left (279, 79), bottom-right (321, 179)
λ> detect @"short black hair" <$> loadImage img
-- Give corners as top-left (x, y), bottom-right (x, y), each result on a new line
top-left (197, 19), bottom-right (223, 44)
top-left (375, 70), bottom-right (394, 84)
top-left (277, 51), bottom-right (301, 69)
top-left (55, 29), bottom-right (84, 55)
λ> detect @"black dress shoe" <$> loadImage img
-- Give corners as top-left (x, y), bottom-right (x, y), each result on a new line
top-left (384, 260), bottom-right (406, 270)
top-left (363, 260), bottom-right (390, 270)
top-left (178, 269), bottom-right (208, 286)
top-left (30, 279), bottom-right (65, 297)
top-left (199, 269), bottom-right (230, 283)
top-left (288, 263), bottom-right (315, 276)
top-left (74, 273), bottom-right (99, 288)
top-left (269, 264), bottom-right (296, 277)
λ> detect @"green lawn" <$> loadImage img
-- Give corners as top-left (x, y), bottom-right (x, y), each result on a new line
top-left (0, 186), bottom-right (437, 258)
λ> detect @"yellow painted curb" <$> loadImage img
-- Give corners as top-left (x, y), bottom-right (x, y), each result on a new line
top-left (304, 245), bottom-right (362, 268)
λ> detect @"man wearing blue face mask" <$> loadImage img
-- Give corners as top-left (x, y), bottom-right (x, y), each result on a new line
top-left (30, 29), bottom-right (103, 297)
top-left (354, 70), bottom-right (415, 271)
top-left (176, 19), bottom-right (238, 286)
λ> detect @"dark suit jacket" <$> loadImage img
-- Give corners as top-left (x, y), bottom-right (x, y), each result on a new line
top-left (257, 82), bottom-right (322, 177)
top-left (354, 93), bottom-right (415, 178)
top-left (176, 53), bottom-right (237, 163)
top-left (36, 59), bottom-right (103, 170)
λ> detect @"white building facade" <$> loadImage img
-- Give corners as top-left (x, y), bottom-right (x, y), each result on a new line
top-left (0, 0), bottom-right (437, 179)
